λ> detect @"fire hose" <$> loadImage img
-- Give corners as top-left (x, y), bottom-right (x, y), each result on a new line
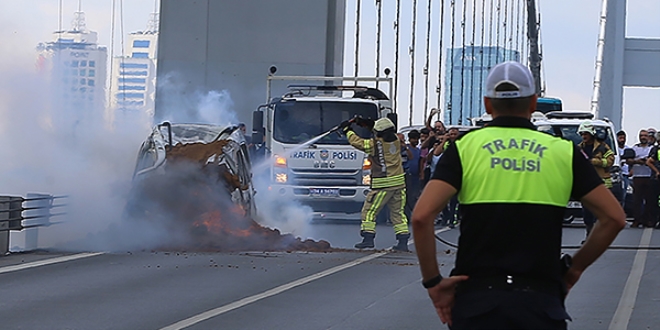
top-left (434, 233), bottom-right (660, 250)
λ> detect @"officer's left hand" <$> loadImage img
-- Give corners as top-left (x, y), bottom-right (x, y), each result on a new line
top-left (427, 275), bottom-right (469, 326)
top-left (590, 158), bottom-right (602, 166)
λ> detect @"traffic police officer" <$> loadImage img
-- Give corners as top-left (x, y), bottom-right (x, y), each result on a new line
top-left (340, 117), bottom-right (410, 251)
top-left (412, 61), bottom-right (626, 329)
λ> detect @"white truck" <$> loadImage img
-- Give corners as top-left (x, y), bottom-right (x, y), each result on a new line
top-left (251, 72), bottom-right (395, 220)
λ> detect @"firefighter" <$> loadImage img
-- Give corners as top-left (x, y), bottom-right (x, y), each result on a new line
top-left (577, 120), bottom-right (615, 239)
top-left (412, 61), bottom-right (626, 328)
top-left (339, 117), bottom-right (410, 251)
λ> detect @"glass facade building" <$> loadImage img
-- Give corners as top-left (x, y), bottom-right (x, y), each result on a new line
top-left (444, 46), bottom-right (520, 126)
top-left (109, 13), bottom-right (159, 119)
top-left (36, 11), bottom-right (108, 132)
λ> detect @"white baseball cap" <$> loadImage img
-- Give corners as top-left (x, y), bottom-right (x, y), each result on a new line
top-left (485, 61), bottom-right (536, 99)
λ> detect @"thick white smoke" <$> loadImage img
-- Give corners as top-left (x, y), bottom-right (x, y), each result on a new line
top-left (0, 59), bottom-right (152, 252)
top-left (252, 174), bottom-right (315, 239)
top-left (0, 60), bottom-right (315, 252)
top-left (153, 72), bottom-right (238, 126)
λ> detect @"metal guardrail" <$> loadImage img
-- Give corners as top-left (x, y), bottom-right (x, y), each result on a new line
top-left (0, 194), bottom-right (67, 255)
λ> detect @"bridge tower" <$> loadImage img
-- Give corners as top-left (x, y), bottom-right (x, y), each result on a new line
top-left (593, 0), bottom-right (660, 130)
top-left (155, 0), bottom-right (345, 125)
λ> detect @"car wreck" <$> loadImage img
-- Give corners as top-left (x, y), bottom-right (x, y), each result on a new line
top-left (126, 122), bottom-right (330, 252)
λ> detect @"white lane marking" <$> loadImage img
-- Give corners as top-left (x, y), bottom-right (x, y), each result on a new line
top-left (160, 251), bottom-right (388, 330)
top-left (608, 228), bottom-right (653, 330)
top-left (407, 227), bottom-right (452, 246)
top-left (0, 252), bottom-right (104, 275)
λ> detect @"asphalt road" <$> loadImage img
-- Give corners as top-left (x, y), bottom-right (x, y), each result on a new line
top-left (0, 222), bottom-right (658, 329)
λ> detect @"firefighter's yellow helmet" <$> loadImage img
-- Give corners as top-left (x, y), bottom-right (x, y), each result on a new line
top-left (373, 118), bottom-right (395, 132)
top-left (577, 121), bottom-right (596, 136)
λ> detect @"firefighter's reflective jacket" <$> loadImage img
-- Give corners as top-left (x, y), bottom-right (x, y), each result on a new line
top-left (346, 130), bottom-right (405, 189)
top-left (578, 139), bottom-right (615, 188)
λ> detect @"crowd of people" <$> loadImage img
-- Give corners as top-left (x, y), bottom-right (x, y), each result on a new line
top-left (617, 127), bottom-right (660, 229)
top-left (399, 109), bottom-right (463, 228)
top-left (576, 123), bottom-right (660, 239)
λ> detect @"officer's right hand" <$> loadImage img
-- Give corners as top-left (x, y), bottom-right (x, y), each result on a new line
top-left (427, 275), bottom-right (469, 326)
top-left (564, 267), bottom-right (582, 294)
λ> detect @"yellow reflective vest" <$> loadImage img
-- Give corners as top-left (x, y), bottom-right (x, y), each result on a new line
top-left (456, 126), bottom-right (574, 207)
top-left (347, 130), bottom-right (405, 189)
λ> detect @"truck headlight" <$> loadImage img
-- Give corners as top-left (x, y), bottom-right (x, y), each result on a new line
top-left (362, 174), bottom-right (371, 186)
top-left (275, 173), bottom-right (288, 183)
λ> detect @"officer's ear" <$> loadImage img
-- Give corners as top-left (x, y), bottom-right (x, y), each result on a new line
top-left (484, 97), bottom-right (494, 115)
top-left (527, 95), bottom-right (538, 115)
top-left (484, 97), bottom-right (493, 115)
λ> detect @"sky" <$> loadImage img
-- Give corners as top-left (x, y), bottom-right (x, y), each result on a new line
top-left (0, 0), bottom-right (658, 135)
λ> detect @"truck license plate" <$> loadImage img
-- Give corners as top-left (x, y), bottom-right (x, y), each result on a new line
top-left (567, 201), bottom-right (582, 208)
top-left (310, 188), bottom-right (340, 197)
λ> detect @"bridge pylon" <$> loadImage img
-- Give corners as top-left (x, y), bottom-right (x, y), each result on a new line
top-left (594, 0), bottom-right (660, 130)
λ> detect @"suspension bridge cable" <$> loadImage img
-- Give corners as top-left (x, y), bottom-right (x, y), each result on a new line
top-left (423, 0), bottom-right (433, 119)
top-left (376, 0), bottom-right (382, 89)
top-left (591, 0), bottom-right (608, 113)
top-left (436, 0), bottom-right (446, 113)
top-left (508, 0), bottom-right (515, 55)
top-left (458, 0), bottom-right (468, 125)
top-left (488, 0), bottom-right (494, 62)
top-left (538, 0), bottom-right (546, 95)
top-left (409, 0), bottom-right (418, 126)
top-left (522, 0), bottom-right (528, 66)
top-left (109, 0), bottom-right (117, 109)
top-left (119, 0), bottom-right (126, 108)
top-left (394, 0), bottom-right (401, 111)
top-left (354, 0), bottom-right (361, 81)
top-left (58, 0), bottom-right (62, 35)
top-left (478, 0), bottom-right (486, 115)
top-left (119, 0), bottom-right (125, 60)
top-left (503, 0), bottom-right (508, 60)
top-left (496, 0), bottom-right (502, 63)
top-left (449, 0), bottom-right (456, 124)
top-left (520, 0), bottom-right (525, 64)
top-left (515, 0), bottom-right (521, 59)
top-left (469, 0), bottom-right (477, 120)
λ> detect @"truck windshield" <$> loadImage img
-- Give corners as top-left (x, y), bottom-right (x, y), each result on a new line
top-left (537, 125), bottom-right (616, 151)
top-left (273, 100), bottom-right (379, 145)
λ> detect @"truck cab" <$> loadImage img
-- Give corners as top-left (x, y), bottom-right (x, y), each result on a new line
top-left (252, 79), bottom-right (394, 220)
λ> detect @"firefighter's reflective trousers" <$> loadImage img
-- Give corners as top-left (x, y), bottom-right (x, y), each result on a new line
top-left (360, 186), bottom-right (409, 235)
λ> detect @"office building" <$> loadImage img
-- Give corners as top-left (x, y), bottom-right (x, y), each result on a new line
top-left (444, 46), bottom-right (520, 125)
top-left (109, 13), bottom-right (159, 120)
top-left (36, 11), bottom-right (107, 132)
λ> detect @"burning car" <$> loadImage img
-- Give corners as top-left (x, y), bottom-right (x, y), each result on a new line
top-left (125, 122), bottom-right (330, 252)
top-left (130, 122), bottom-right (257, 217)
